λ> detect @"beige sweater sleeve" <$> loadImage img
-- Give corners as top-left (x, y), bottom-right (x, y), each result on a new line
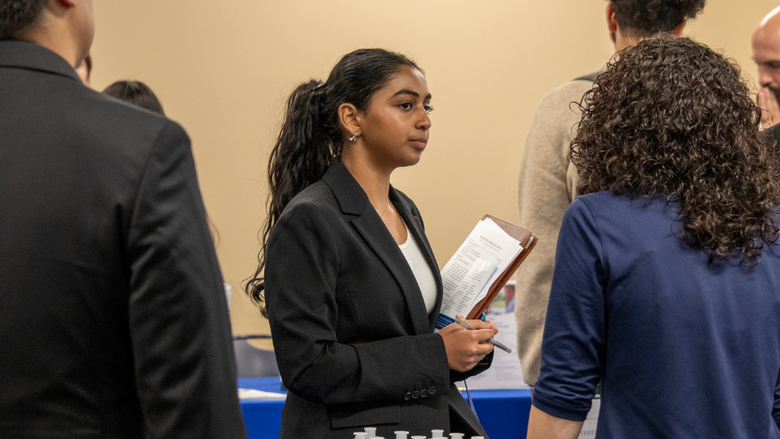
top-left (515, 80), bottom-right (593, 386)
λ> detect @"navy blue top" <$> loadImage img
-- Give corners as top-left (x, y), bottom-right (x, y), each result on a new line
top-left (533, 192), bottom-right (780, 438)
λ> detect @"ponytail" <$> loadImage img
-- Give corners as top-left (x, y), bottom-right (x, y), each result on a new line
top-left (246, 80), bottom-right (337, 310)
top-left (267, 80), bottom-right (336, 228)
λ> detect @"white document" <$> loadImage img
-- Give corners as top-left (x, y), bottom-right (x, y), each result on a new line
top-left (238, 388), bottom-right (286, 400)
top-left (579, 397), bottom-right (600, 437)
top-left (436, 218), bottom-right (523, 329)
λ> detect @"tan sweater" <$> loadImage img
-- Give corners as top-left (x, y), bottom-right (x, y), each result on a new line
top-left (515, 78), bottom-right (596, 386)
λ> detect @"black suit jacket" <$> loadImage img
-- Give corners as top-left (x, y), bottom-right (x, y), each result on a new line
top-left (265, 160), bottom-right (491, 438)
top-left (0, 41), bottom-right (247, 439)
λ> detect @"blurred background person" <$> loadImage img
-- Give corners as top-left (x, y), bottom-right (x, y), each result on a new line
top-left (515, 0), bottom-right (706, 389)
top-left (103, 80), bottom-right (165, 115)
top-left (528, 35), bottom-right (780, 439)
top-left (753, 6), bottom-right (780, 129)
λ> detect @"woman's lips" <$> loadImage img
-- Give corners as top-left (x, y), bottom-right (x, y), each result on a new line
top-left (410, 138), bottom-right (427, 150)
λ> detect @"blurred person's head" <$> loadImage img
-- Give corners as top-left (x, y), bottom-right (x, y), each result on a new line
top-left (572, 35), bottom-right (780, 265)
top-left (753, 7), bottom-right (780, 97)
top-left (0, 0), bottom-right (94, 69)
top-left (102, 81), bottom-right (165, 116)
top-left (74, 53), bottom-right (91, 86)
top-left (606, 0), bottom-right (705, 51)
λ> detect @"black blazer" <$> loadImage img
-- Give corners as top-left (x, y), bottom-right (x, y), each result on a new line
top-left (265, 160), bottom-right (491, 438)
top-left (0, 42), bottom-right (247, 439)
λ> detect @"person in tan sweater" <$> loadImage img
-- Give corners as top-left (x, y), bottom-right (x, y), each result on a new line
top-left (515, 0), bottom-right (706, 387)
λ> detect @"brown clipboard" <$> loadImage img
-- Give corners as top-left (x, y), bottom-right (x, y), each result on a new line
top-left (465, 215), bottom-right (537, 320)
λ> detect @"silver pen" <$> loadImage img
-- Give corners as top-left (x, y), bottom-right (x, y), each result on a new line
top-left (454, 315), bottom-right (512, 353)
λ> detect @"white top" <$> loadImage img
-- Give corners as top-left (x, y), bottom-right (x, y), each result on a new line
top-left (398, 222), bottom-right (437, 314)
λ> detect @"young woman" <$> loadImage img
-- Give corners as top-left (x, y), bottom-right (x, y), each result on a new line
top-left (527, 35), bottom-right (780, 439)
top-left (247, 49), bottom-right (497, 438)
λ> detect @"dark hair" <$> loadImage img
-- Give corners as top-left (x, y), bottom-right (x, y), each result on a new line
top-left (102, 81), bottom-right (165, 116)
top-left (572, 34), bottom-right (780, 265)
top-left (245, 48), bottom-right (421, 310)
top-left (610, 0), bottom-right (705, 37)
top-left (0, 0), bottom-right (45, 40)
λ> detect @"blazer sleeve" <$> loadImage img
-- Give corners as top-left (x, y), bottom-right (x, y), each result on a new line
top-left (265, 200), bottom-right (451, 405)
top-left (125, 121), bottom-right (247, 439)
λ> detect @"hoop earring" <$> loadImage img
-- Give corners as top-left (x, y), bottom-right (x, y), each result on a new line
top-left (348, 132), bottom-right (358, 143)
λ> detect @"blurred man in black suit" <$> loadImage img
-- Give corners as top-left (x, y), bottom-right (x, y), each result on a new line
top-left (0, 1), bottom-right (248, 438)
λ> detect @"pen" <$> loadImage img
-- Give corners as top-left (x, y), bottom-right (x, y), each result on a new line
top-left (454, 315), bottom-right (512, 353)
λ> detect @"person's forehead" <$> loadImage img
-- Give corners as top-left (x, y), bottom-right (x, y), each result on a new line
top-left (753, 29), bottom-right (780, 61)
top-left (383, 67), bottom-right (428, 92)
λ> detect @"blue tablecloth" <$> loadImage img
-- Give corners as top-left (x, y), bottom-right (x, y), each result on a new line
top-left (238, 377), bottom-right (532, 439)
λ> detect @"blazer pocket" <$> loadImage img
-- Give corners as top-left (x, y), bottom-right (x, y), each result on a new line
top-left (329, 403), bottom-right (400, 429)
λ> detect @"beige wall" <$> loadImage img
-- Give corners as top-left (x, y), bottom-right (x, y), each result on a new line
top-left (90, 0), bottom-right (779, 338)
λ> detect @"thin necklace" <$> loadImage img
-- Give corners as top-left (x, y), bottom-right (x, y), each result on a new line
top-left (377, 200), bottom-right (392, 218)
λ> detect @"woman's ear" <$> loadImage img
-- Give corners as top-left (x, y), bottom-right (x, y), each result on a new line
top-left (338, 103), bottom-right (361, 140)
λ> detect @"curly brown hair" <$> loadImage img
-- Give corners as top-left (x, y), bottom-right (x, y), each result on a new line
top-left (611, 0), bottom-right (706, 37)
top-left (572, 34), bottom-right (780, 265)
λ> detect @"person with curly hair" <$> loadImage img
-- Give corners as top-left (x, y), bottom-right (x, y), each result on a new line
top-left (515, 0), bottom-right (707, 388)
top-left (527, 35), bottom-right (780, 439)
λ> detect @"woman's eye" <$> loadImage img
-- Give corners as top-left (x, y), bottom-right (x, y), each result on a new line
top-left (424, 105), bottom-right (434, 114)
top-left (399, 102), bottom-right (412, 110)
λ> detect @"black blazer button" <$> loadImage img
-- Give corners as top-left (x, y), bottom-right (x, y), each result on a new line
top-left (412, 391), bottom-right (420, 399)
top-left (404, 392), bottom-right (412, 401)
top-left (420, 388), bottom-right (428, 397)
top-left (428, 386), bottom-right (437, 395)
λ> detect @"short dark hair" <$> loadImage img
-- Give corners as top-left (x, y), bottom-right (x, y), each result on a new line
top-left (610, 0), bottom-right (706, 37)
top-left (572, 35), bottom-right (780, 265)
top-left (0, 0), bottom-right (46, 40)
top-left (102, 81), bottom-right (165, 116)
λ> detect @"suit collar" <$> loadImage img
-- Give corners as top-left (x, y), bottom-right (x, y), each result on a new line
top-left (322, 159), bottom-right (441, 334)
top-left (0, 41), bottom-right (81, 83)
top-left (321, 159), bottom-right (370, 216)
top-left (392, 190), bottom-right (445, 330)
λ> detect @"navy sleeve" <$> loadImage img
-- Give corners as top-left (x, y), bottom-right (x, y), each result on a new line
top-left (532, 198), bottom-right (605, 422)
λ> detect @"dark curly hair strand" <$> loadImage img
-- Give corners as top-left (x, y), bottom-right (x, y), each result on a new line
top-left (610, 0), bottom-right (706, 37)
top-left (572, 34), bottom-right (780, 265)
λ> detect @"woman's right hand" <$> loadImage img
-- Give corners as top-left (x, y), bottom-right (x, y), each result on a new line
top-left (438, 319), bottom-right (497, 372)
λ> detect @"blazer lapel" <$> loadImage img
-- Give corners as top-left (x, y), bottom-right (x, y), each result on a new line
top-left (390, 188), bottom-right (444, 331)
top-left (323, 160), bottom-right (431, 335)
